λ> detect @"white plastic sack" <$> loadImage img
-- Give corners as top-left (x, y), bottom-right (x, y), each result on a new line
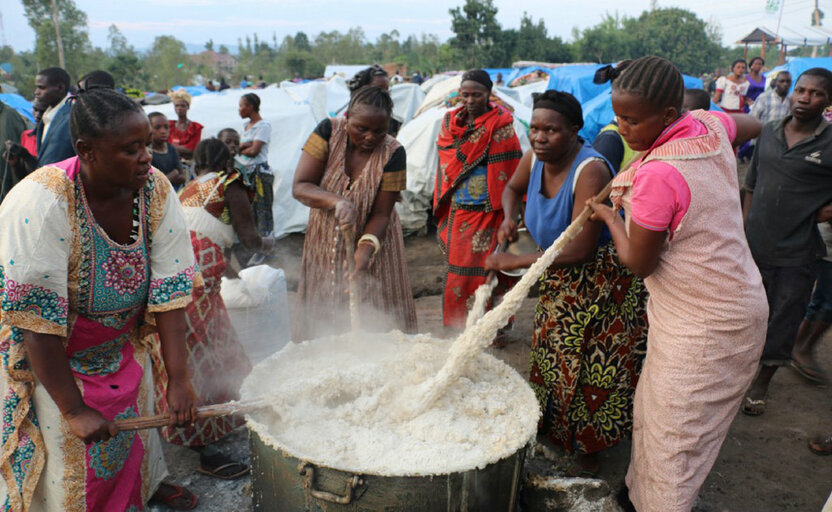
top-left (221, 265), bottom-right (290, 361)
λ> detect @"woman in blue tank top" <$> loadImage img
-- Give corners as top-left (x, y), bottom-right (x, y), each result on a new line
top-left (486, 90), bottom-right (648, 477)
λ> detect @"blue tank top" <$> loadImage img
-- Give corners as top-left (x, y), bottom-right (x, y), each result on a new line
top-left (524, 144), bottom-right (614, 250)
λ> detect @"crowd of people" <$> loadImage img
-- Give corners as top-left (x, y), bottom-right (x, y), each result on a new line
top-left (0, 54), bottom-right (829, 512)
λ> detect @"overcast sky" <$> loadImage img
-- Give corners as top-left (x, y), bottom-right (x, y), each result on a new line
top-left (1, 0), bottom-right (826, 53)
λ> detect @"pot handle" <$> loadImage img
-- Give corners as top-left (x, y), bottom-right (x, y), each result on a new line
top-left (298, 462), bottom-right (363, 505)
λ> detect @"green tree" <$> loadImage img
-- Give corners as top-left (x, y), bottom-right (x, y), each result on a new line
top-left (628, 8), bottom-right (722, 75)
top-left (313, 28), bottom-right (368, 64)
top-left (448, 0), bottom-right (502, 68)
top-left (21, 0), bottom-right (93, 78)
top-left (103, 25), bottom-right (143, 88)
top-left (143, 35), bottom-right (191, 90)
top-left (513, 13), bottom-right (572, 63)
top-left (572, 13), bottom-right (633, 63)
top-left (294, 32), bottom-right (312, 52)
top-left (205, 39), bottom-right (214, 52)
top-left (106, 24), bottom-right (132, 57)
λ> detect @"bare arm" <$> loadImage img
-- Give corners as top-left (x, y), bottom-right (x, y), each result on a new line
top-left (728, 114), bottom-right (763, 147)
top-left (496, 150), bottom-right (532, 245)
top-left (713, 90), bottom-right (723, 104)
top-left (816, 203), bottom-right (832, 223)
top-left (587, 201), bottom-right (667, 278)
top-left (155, 309), bottom-right (197, 427)
top-left (352, 189), bottom-right (399, 274)
top-left (293, 152), bottom-right (340, 211)
top-left (548, 160), bottom-right (610, 266)
top-left (487, 158), bottom-right (611, 272)
top-left (742, 190), bottom-right (753, 224)
top-left (165, 168), bottom-right (186, 187)
top-left (226, 181), bottom-right (264, 250)
top-left (240, 140), bottom-right (265, 158)
top-left (172, 145), bottom-right (194, 160)
top-left (23, 331), bottom-right (116, 443)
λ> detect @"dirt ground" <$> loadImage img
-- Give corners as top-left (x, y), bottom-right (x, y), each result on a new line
top-left (150, 230), bottom-right (832, 512)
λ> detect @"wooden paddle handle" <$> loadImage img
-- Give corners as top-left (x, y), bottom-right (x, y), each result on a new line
top-left (487, 179), bottom-right (613, 282)
top-left (114, 399), bottom-right (266, 431)
top-left (574, 179), bottom-right (614, 226)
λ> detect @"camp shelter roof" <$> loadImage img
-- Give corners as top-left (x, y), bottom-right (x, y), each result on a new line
top-left (282, 76), bottom-right (351, 120)
top-left (503, 65), bottom-right (552, 88)
top-left (737, 27), bottom-right (780, 44)
top-left (420, 73), bottom-right (453, 94)
top-left (483, 68), bottom-right (514, 83)
top-left (777, 26), bottom-right (832, 46)
top-left (545, 64), bottom-right (613, 104)
top-left (767, 56), bottom-right (832, 91)
top-left (389, 83), bottom-right (426, 126)
top-left (0, 93), bottom-right (35, 124)
top-left (737, 25), bottom-right (831, 46)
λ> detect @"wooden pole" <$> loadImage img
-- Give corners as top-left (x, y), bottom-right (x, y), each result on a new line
top-left (49, 0), bottom-right (65, 69)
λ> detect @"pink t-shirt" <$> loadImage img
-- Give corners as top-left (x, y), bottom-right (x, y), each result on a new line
top-left (631, 111), bottom-right (737, 236)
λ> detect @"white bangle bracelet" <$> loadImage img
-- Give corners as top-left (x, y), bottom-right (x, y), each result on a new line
top-left (357, 234), bottom-right (381, 256)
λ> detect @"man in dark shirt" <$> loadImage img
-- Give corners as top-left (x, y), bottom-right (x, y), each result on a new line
top-left (742, 68), bottom-right (832, 415)
top-left (34, 67), bottom-right (75, 167)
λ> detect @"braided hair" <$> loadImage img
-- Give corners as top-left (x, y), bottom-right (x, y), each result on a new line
top-left (347, 86), bottom-right (393, 118)
top-left (194, 138), bottom-right (231, 173)
top-left (70, 88), bottom-right (144, 144)
top-left (599, 56), bottom-right (685, 111)
top-left (532, 90), bottom-right (583, 129)
top-left (241, 92), bottom-right (261, 112)
top-left (347, 65), bottom-right (388, 93)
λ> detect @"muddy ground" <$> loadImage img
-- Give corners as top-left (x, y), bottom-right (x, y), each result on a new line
top-left (150, 230), bottom-right (832, 512)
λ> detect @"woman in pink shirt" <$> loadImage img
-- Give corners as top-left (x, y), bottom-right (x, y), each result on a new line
top-left (588, 56), bottom-right (765, 512)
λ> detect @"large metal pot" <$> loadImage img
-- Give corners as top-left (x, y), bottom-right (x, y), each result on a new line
top-left (249, 429), bottom-right (526, 511)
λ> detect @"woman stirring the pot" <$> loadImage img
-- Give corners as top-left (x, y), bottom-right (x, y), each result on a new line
top-left (292, 86), bottom-right (416, 340)
top-left (0, 88), bottom-right (200, 511)
top-left (587, 56), bottom-right (764, 512)
top-left (485, 90), bottom-right (647, 477)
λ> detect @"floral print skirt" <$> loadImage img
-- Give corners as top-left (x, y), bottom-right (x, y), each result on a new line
top-left (530, 242), bottom-right (648, 454)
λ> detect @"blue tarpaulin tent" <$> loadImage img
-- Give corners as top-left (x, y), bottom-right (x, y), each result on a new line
top-left (0, 93), bottom-right (35, 124)
top-left (483, 68), bottom-right (514, 84)
top-left (768, 57), bottom-right (832, 92)
top-left (546, 64), bottom-right (609, 104)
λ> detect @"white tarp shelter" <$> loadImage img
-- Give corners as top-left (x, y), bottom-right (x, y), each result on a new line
top-left (143, 88), bottom-right (317, 238)
top-left (144, 78), bottom-right (434, 238)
